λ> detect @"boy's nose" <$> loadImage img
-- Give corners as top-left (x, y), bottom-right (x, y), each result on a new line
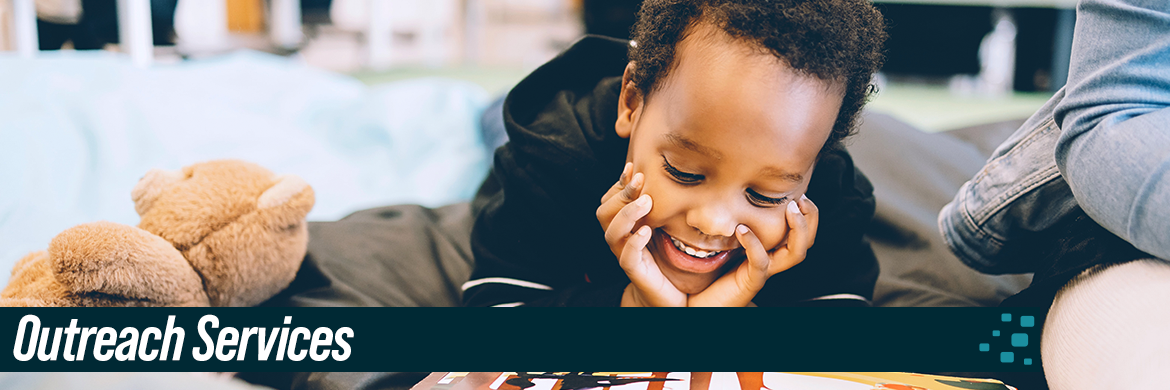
top-left (687, 203), bottom-right (737, 238)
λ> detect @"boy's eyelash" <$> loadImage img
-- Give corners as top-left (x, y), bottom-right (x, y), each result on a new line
top-left (662, 156), bottom-right (703, 184)
top-left (746, 188), bottom-right (788, 207)
top-left (662, 155), bottom-right (788, 207)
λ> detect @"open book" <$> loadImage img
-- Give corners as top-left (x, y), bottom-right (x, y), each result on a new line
top-left (411, 372), bottom-right (1016, 390)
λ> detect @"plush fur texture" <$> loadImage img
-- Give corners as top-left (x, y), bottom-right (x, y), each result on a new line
top-left (0, 160), bottom-right (314, 307)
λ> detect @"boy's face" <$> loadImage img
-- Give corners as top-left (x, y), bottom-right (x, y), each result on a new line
top-left (615, 25), bottom-right (844, 294)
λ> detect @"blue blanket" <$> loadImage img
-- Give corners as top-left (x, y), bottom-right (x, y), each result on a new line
top-left (0, 51), bottom-right (492, 287)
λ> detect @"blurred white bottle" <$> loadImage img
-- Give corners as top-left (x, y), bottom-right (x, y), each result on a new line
top-left (174, 0), bottom-right (230, 55)
top-left (977, 8), bottom-right (1017, 96)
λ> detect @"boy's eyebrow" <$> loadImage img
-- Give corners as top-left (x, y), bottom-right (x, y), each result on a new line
top-left (664, 133), bottom-right (723, 159)
top-left (664, 132), bottom-right (802, 182)
top-left (760, 167), bottom-right (804, 183)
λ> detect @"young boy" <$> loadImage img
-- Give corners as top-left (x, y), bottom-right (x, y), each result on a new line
top-left (464, 0), bottom-right (887, 307)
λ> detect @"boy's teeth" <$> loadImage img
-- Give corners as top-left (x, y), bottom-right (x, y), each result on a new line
top-left (670, 236), bottom-right (719, 259)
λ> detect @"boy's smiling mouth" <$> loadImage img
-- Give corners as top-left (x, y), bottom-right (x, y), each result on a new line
top-left (668, 236), bottom-right (724, 258)
top-left (651, 229), bottom-right (742, 275)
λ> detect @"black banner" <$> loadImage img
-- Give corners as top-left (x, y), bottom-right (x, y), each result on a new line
top-left (2, 308), bottom-right (1044, 372)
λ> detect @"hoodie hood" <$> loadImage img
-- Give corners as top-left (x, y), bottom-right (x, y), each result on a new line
top-left (501, 35), bottom-right (634, 198)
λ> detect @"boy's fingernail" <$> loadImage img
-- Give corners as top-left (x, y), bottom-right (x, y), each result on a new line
top-left (801, 194), bottom-right (809, 201)
top-left (623, 162), bottom-right (632, 176)
top-left (736, 224), bottom-right (749, 235)
top-left (788, 199), bottom-right (800, 213)
top-left (636, 194), bottom-right (651, 207)
top-left (638, 225), bottom-right (651, 236)
top-left (631, 172), bottom-right (644, 187)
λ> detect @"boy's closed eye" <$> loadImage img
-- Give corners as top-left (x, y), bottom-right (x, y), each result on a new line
top-left (746, 188), bottom-right (788, 207)
top-left (661, 154), bottom-right (703, 184)
top-left (661, 154), bottom-right (791, 208)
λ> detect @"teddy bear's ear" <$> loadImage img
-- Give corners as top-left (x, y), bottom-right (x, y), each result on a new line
top-left (258, 174), bottom-right (310, 209)
top-left (131, 169), bottom-right (185, 216)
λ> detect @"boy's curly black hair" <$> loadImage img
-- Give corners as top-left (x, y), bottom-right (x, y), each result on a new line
top-left (629, 0), bottom-right (887, 154)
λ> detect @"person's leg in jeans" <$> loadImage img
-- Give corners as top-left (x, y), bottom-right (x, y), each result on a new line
top-left (940, 1), bottom-right (1170, 386)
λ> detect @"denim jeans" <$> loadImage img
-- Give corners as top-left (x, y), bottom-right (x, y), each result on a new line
top-left (939, 90), bottom-right (1082, 274)
top-left (940, 0), bottom-right (1170, 272)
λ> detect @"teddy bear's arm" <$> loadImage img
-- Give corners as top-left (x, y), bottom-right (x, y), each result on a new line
top-left (0, 251), bottom-right (66, 307)
top-left (50, 222), bottom-right (210, 307)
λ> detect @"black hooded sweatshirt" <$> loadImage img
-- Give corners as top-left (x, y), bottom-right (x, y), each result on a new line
top-left (464, 36), bottom-right (879, 307)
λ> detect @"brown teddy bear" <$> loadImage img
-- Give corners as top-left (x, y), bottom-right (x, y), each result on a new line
top-left (0, 160), bottom-right (314, 307)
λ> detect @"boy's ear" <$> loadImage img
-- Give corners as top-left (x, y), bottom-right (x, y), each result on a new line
top-left (615, 62), bottom-right (643, 139)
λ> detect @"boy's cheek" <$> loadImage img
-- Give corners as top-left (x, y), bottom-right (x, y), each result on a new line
top-left (747, 216), bottom-right (788, 250)
top-left (637, 179), bottom-right (673, 226)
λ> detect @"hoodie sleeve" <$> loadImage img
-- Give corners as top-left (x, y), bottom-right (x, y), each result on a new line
top-left (461, 38), bottom-right (635, 307)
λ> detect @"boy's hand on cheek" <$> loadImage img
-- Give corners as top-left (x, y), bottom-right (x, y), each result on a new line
top-left (687, 195), bottom-right (819, 307)
top-left (597, 163), bottom-right (686, 307)
top-left (619, 225), bottom-right (687, 307)
top-left (597, 162), bottom-right (640, 236)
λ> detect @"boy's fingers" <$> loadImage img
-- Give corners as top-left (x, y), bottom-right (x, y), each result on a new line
top-left (600, 163), bottom-right (633, 203)
top-left (603, 194), bottom-right (652, 245)
top-left (619, 225), bottom-right (654, 274)
top-left (616, 172), bottom-right (643, 203)
top-left (601, 182), bottom-right (622, 204)
top-left (597, 171), bottom-right (645, 233)
top-left (597, 172), bottom-right (644, 222)
top-left (798, 194), bottom-right (819, 246)
top-left (621, 226), bottom-right (685, 307)
top-left (735, 225), bottom-right (771, 275)
top-left (784, 199), bottom-right (812, 259)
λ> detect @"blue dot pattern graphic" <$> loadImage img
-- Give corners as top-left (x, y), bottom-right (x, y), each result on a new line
top-left (980, 312), bottom-right (1037, 366)
top-left (1012, 333), bottom-right (1028, 347)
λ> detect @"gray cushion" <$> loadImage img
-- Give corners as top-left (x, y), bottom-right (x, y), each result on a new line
top-left (850, 112), bottom-right (1032, 306)
top-left (262, 203), bottom-right (473, 308)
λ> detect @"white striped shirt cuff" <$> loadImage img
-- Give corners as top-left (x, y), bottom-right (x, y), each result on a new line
top-left (804, 293), bottom-right (870, 304)
top-left (461, 277), bottom-right (553, 291)
top-left (491, 302), bottom-right (524, 307)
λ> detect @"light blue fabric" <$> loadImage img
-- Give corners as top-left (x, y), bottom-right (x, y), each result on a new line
top-left (1054, 0), bottom-right (1170, 261)
top-left (0, 51), bottom-right (491, 287)
top-left (940, 0), bottom-right (1170, 272)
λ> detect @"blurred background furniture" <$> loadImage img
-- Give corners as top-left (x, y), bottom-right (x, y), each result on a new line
top-left (3, 0), bottom-right (1074, 95)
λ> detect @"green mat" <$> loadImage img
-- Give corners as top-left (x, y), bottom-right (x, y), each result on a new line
top-left (867, 83), bottom-right (1051, 132)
